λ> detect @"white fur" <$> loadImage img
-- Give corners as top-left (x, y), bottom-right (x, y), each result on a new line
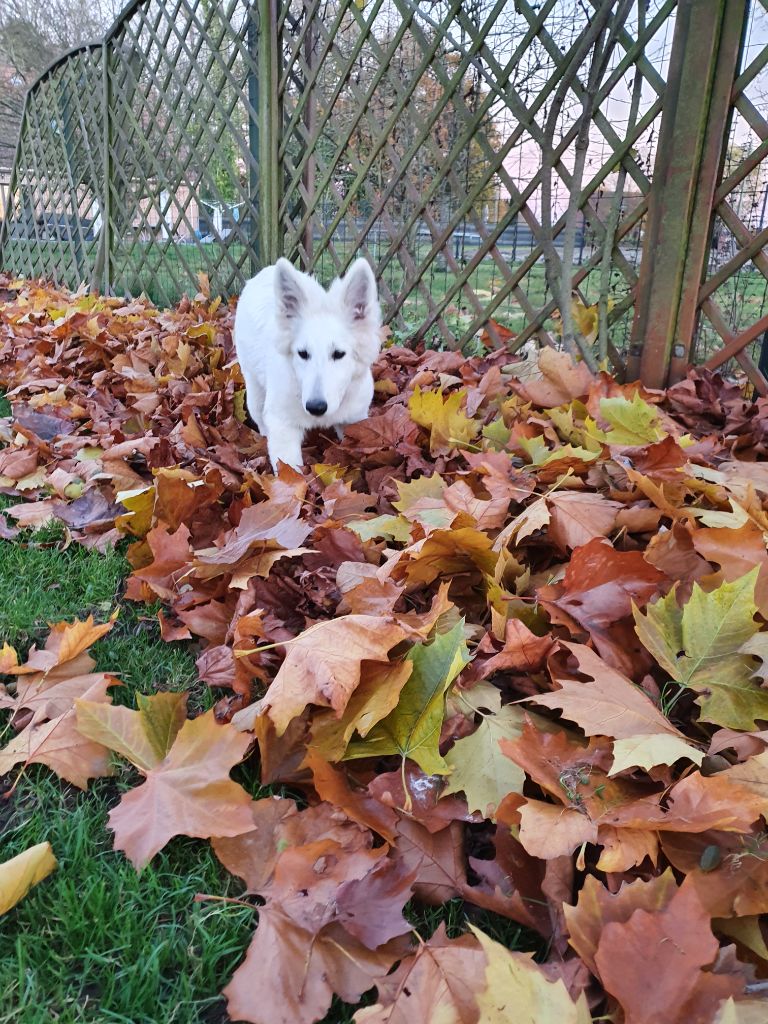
top-left (234, 257), bottom-right (382, 470)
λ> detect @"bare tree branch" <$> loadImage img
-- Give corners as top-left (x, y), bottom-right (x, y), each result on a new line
top-left (0, 0), bottom-right (120, 168)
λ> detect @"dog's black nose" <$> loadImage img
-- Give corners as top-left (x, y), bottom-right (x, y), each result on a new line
top-left (306, 400), bottom-right (327, 416)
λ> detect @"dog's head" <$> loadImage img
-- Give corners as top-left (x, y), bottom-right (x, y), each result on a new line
top-left (274, 257), bottom-right (381, 419)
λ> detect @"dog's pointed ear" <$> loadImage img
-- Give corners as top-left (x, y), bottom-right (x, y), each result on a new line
top-left (341, 259), bottom-right (378, 323)
top-left (274, 258), bottom-right (307, 322)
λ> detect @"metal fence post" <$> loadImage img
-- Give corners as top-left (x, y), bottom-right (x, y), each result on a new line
top-left (627, 0), bottom-right (749, 387)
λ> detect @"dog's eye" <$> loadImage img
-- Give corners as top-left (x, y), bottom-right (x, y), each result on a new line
top-left (297, 350), bottom-right (310, 360)
top-left (332, 350), bottom-right (346, 361)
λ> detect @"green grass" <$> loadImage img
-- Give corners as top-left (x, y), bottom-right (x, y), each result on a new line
top-left (0, 773), bottom-right (254, 1024)
top-left (0, 509), bottom-right (200, 700)
top-left (0, 520), bottom-right (127, 654)
top-left (0, 238), bottom-right (622, 342)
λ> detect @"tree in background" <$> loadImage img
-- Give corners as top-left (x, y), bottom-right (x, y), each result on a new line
top-left (0, 0), bottom-right (120, 170)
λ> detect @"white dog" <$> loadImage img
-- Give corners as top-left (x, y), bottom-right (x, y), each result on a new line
top-left (234, 258), bottom-right (381, 470)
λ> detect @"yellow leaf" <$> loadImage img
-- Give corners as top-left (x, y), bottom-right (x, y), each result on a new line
top-left (471, 924), bottom-right (592, 1023)
top-left (233, 389), bottom-right (247, 423)
top-left (63, 479), bottom-right (85, 500)
top-left (312, 463), bottom-right (352, 486)
top-left (444, 694), bottom-right (527, 818)
top-left (516, 434), bottom-right (549, 465)
top-left (347, 514), bottom-right (412, 543)
top-left (398, 526), bottom-right (498, 586)
top-left (609, 733), bottom-right (703, 775)
top-left (345, 621), bottom-right (469, 776)
top-left (551, 296), bottom-right (613, 347)
top-left (173, 339), bottom-right (191, 374)
top-left (310, 660), bottom-right (413, 762)
top-left (75, 446), bottom-right (104, 461)
top-left (517, 434), bottom-right (598, 467)
top-left (689, 499), bottom-right (750, 530)
top-left (187, 322), bottom-right (216, 344)
top-left (76, 691), bottom-right (189, 772)
top-left (0, 642), bottom-right (19, 673)
top-left (115, 485), bottom-right (156, 537)
top-left (715, 916), bottom-right (768, 963)
top-left (547, 402), bottom-right (605, 453)
top-left (635, 568), bottom-right (768, 730)
top-left (0, 842), bottom-right (57, 916)
top-left (393, 473), bottom-right (445, 512)
top-left (580, 298), bottom-right (610, 343)
top-left (408, 387), bottom-right (480, 455)
top-left (482, 417), bottom-right (511, 449)
top-left (599, 392), bottom-right (666, 445)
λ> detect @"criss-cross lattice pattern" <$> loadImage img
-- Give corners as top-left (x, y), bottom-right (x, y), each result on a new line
top-left (105, 0), bottom-right (262, 305)
top-left (1, 47), bottom-right (104, 290)
top-left (278, 0), bottom-right (677, 360)
top-left (1, 1), bottom-right (767, 381)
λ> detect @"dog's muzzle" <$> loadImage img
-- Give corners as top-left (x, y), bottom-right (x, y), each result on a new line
top-left (305, 400), bottom-right (328, 416)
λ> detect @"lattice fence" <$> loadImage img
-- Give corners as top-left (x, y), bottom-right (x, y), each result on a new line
top-left (278, 0), bottom-right (675, 361)
top-left (1, 45), bottom-right (104, 289)
top-left (1, 0), bottom-right (767, 388)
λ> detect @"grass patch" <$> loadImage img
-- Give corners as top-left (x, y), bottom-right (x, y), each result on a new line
top-left (92, 604), bottom-right (203, 710)
top-left (0, 517), bottom-right (199, 701)
top-left (0, 528), bottom-right (128, 655)
top-left (0, 773), bottom-right (253, 1024)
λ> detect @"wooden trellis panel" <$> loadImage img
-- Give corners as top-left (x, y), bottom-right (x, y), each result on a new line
top-left (629, 0), bottom-right (767, 390)
top-left (1, 0), bottom-right (767, 386)
top-left (104, 0), bottom-right (264, 305)
top-left (0, 46), bottom-right (104, 290)
top-left (277, 0), bottom-right (677, 362)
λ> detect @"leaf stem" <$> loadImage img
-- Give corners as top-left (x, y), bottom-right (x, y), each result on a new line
top-left (193, 893), bottom-right (258, 910)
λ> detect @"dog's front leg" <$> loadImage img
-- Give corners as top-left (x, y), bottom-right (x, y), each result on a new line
top-left (243, 377), bottom-right (266, 435)
top-left (266, 423), bottom-right (304, 472)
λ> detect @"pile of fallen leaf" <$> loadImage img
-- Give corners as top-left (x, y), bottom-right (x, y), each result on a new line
top-left (2, 271), bottom-right (768, 1023)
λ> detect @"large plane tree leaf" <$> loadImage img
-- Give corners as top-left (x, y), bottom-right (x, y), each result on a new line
top-left (634, 568), bottom-right (768, 730)
top-left (344, 621), bottom-right (469, 776)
